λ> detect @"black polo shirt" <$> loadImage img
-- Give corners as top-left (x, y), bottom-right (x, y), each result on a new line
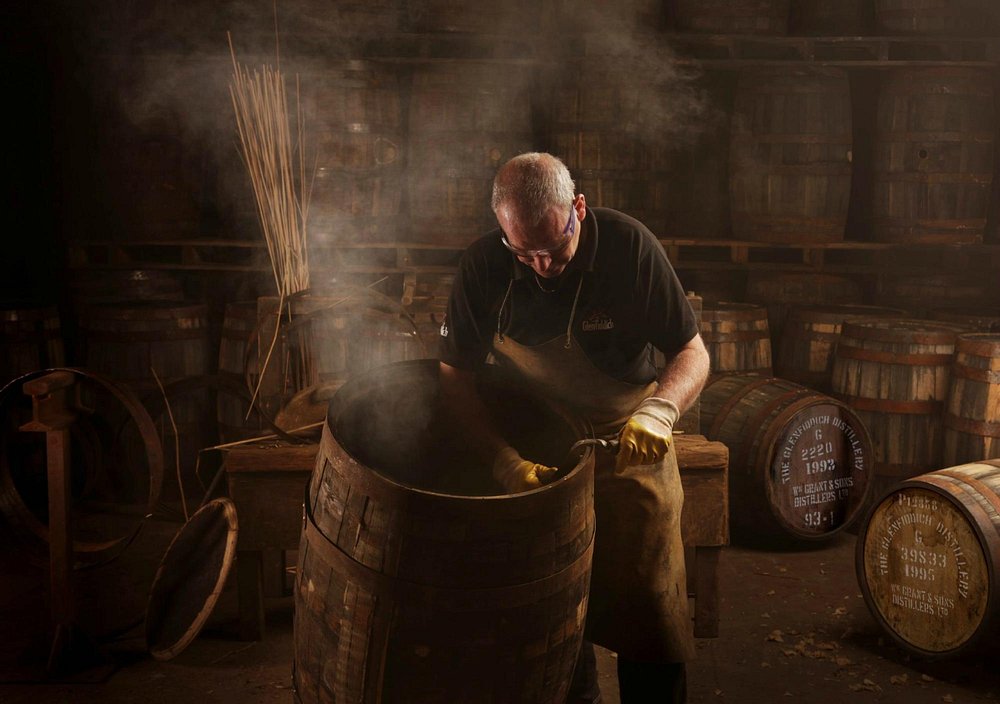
top-left (439, 207), bottom-right (699, 385)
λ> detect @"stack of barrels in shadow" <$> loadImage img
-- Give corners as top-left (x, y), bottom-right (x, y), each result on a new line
top-left (546, 52), bottom-right (730, 241)
top-left (873, 0), bottom-right (998, 38)
top-left (871, 67), bottom-right (995, 247)
top-left (671, 0), bottom-right (791, 34)
top-left (407, 61), bottom-right (536, 247)
top-left (745, 272), bottom-right (864, 355)
top-left (216, 300), bottom-right (265, 443)
top-left (930, 307), bottom-right (1000, 334)
top-left (76, 296), bottom-right (213, 507)
top-left (876, 272), bottom-right (999, 319)
top-left (729, 66), bottom-right (853, 245)
top-left (303, 61), bottom-right (406, 244)
top-left (0, 305), bottom-right (66, 391)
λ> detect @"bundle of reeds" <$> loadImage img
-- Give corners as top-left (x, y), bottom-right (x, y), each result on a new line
top-left (228, 33), bottom-right (310, 297)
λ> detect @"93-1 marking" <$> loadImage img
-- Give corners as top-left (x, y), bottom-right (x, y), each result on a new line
top-left (804, 510), bottom-right (836, 527)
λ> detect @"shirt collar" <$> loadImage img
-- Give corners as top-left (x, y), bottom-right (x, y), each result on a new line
top-left (509, 211), bottom-right (598, 280)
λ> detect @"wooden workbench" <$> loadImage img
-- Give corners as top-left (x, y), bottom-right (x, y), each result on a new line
top-left (221, 433), bottom-right (729, 640)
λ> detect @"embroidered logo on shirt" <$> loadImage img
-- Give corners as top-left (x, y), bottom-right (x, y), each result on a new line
top-left (439, 315), bottom-right (449, 338)
top-left (581, 311), bottom-right (615, 332)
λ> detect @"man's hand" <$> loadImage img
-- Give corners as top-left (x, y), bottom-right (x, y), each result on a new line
top-left (492, 446), bottom-right (559, 493)
top-left (616, 396), bottom-right (680, 473)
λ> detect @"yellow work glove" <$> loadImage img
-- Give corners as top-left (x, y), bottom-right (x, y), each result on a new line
top-left (492, 446), bottom-right (559, 493)
top-left (616, 396), bottom-right (680, 473)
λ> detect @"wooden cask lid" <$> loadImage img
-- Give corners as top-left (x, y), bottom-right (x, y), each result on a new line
top-left (857, 460), bottom-right (1000, 657)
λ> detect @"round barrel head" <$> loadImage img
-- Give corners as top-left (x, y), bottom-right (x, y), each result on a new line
top-left (859, 484), bottom-right (990, 657)
top-left (145, 498), bottom-right (239, 661)
top-left (765, 401), bottom-right (875, 539)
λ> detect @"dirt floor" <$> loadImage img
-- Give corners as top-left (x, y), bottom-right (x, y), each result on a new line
top-left (1, 516), bottom-right (998, 704)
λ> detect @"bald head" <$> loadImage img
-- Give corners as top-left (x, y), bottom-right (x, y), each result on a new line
top-left (491, 152), bottom-right (576, 227)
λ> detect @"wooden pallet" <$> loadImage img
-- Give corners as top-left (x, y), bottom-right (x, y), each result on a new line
top-left (659, 33), bottom-right (1000, 67)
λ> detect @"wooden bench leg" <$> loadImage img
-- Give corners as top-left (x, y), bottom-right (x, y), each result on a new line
top-left (261, 549), bottom-right (286, 598)
top-left (693, 546), bottom-right (721, 639)
top-left (237, 550), bottom-right (265, 641)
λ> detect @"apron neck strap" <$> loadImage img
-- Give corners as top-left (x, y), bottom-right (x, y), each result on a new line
top-left (496, 278), bottom-right (514, 343)
top-left (496, 272), bottom-right (585, 349)
top-left (564, 274), bottom-right (584, 350)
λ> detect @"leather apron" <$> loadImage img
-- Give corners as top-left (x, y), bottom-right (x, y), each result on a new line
top-left (489, 277), bottom-right (695, 663)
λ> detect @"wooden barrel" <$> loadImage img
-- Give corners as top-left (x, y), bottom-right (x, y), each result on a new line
top-left (856, 460), bottom-right (1000, 659)
top-left (874, 0), bottom-right (998, 36)
top-left (407, 61), bottom-right (535, 247)
top-left (745, 271), bottom-right (863, 350)
top-left (930, 307), bottom-right (1000, 333)
top-left (302, 61), bottom-right (405, 244)
top-left (700, 373), bottom-right (875, 542)
top-left (701, 302), bottom-right (773, 377)
top-left (216, 300), bottom-right (265, 443)
top-left (0, 306), bottom-right (65, 388)
top-left (65, 269), bottom-right (186, 332)
top-left (790, 0), bottom-right (870, 35)
top-left (877, 272), bottom-right (996, 318)
top-left (671, 0), bottom-right (791, 34)
top-left (677, 269), bottom-right (747, 305)
top-left (776, 304), bottom-right (906, 392)
top-left (79, 302), bottom-right (211, 393)
top-left (943, 334), bottom-right (1000, 466)
top-left (872, 68), bottom-right (995, 245)
top-left (405, 0), bottom-right (542, 33)
top-left (78, 302), bottom-right (214, 504)
top-left (544, 0), bottom-right (666, 32)
top-left (105, 110), bottom-right (203, 241)
top-left (294, 359), bottom-right (594, 703)
top-left (401, 273), bottom-right (455, 361)
top-left (278, 0), bottom-right (401, 38)
top-left (254, 293), bottom-right (425, 420)
top-left (831, 318), bottom-right (968, 500)
top-left (729, 66), bottom-right (853, 244)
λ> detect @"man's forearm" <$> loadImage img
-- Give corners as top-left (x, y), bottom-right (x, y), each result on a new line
top-left (652, 334), bottom-right (711, 414)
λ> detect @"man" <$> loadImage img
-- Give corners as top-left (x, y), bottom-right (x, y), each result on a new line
top-left (437, 152), bottom-right (710, 703)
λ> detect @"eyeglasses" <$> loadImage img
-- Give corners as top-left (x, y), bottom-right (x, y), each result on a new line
top-left (500, 204), bottom-right (576, 259)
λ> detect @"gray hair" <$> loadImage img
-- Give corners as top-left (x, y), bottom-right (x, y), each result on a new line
top-left (491, 152), bottom-right (576, 227)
